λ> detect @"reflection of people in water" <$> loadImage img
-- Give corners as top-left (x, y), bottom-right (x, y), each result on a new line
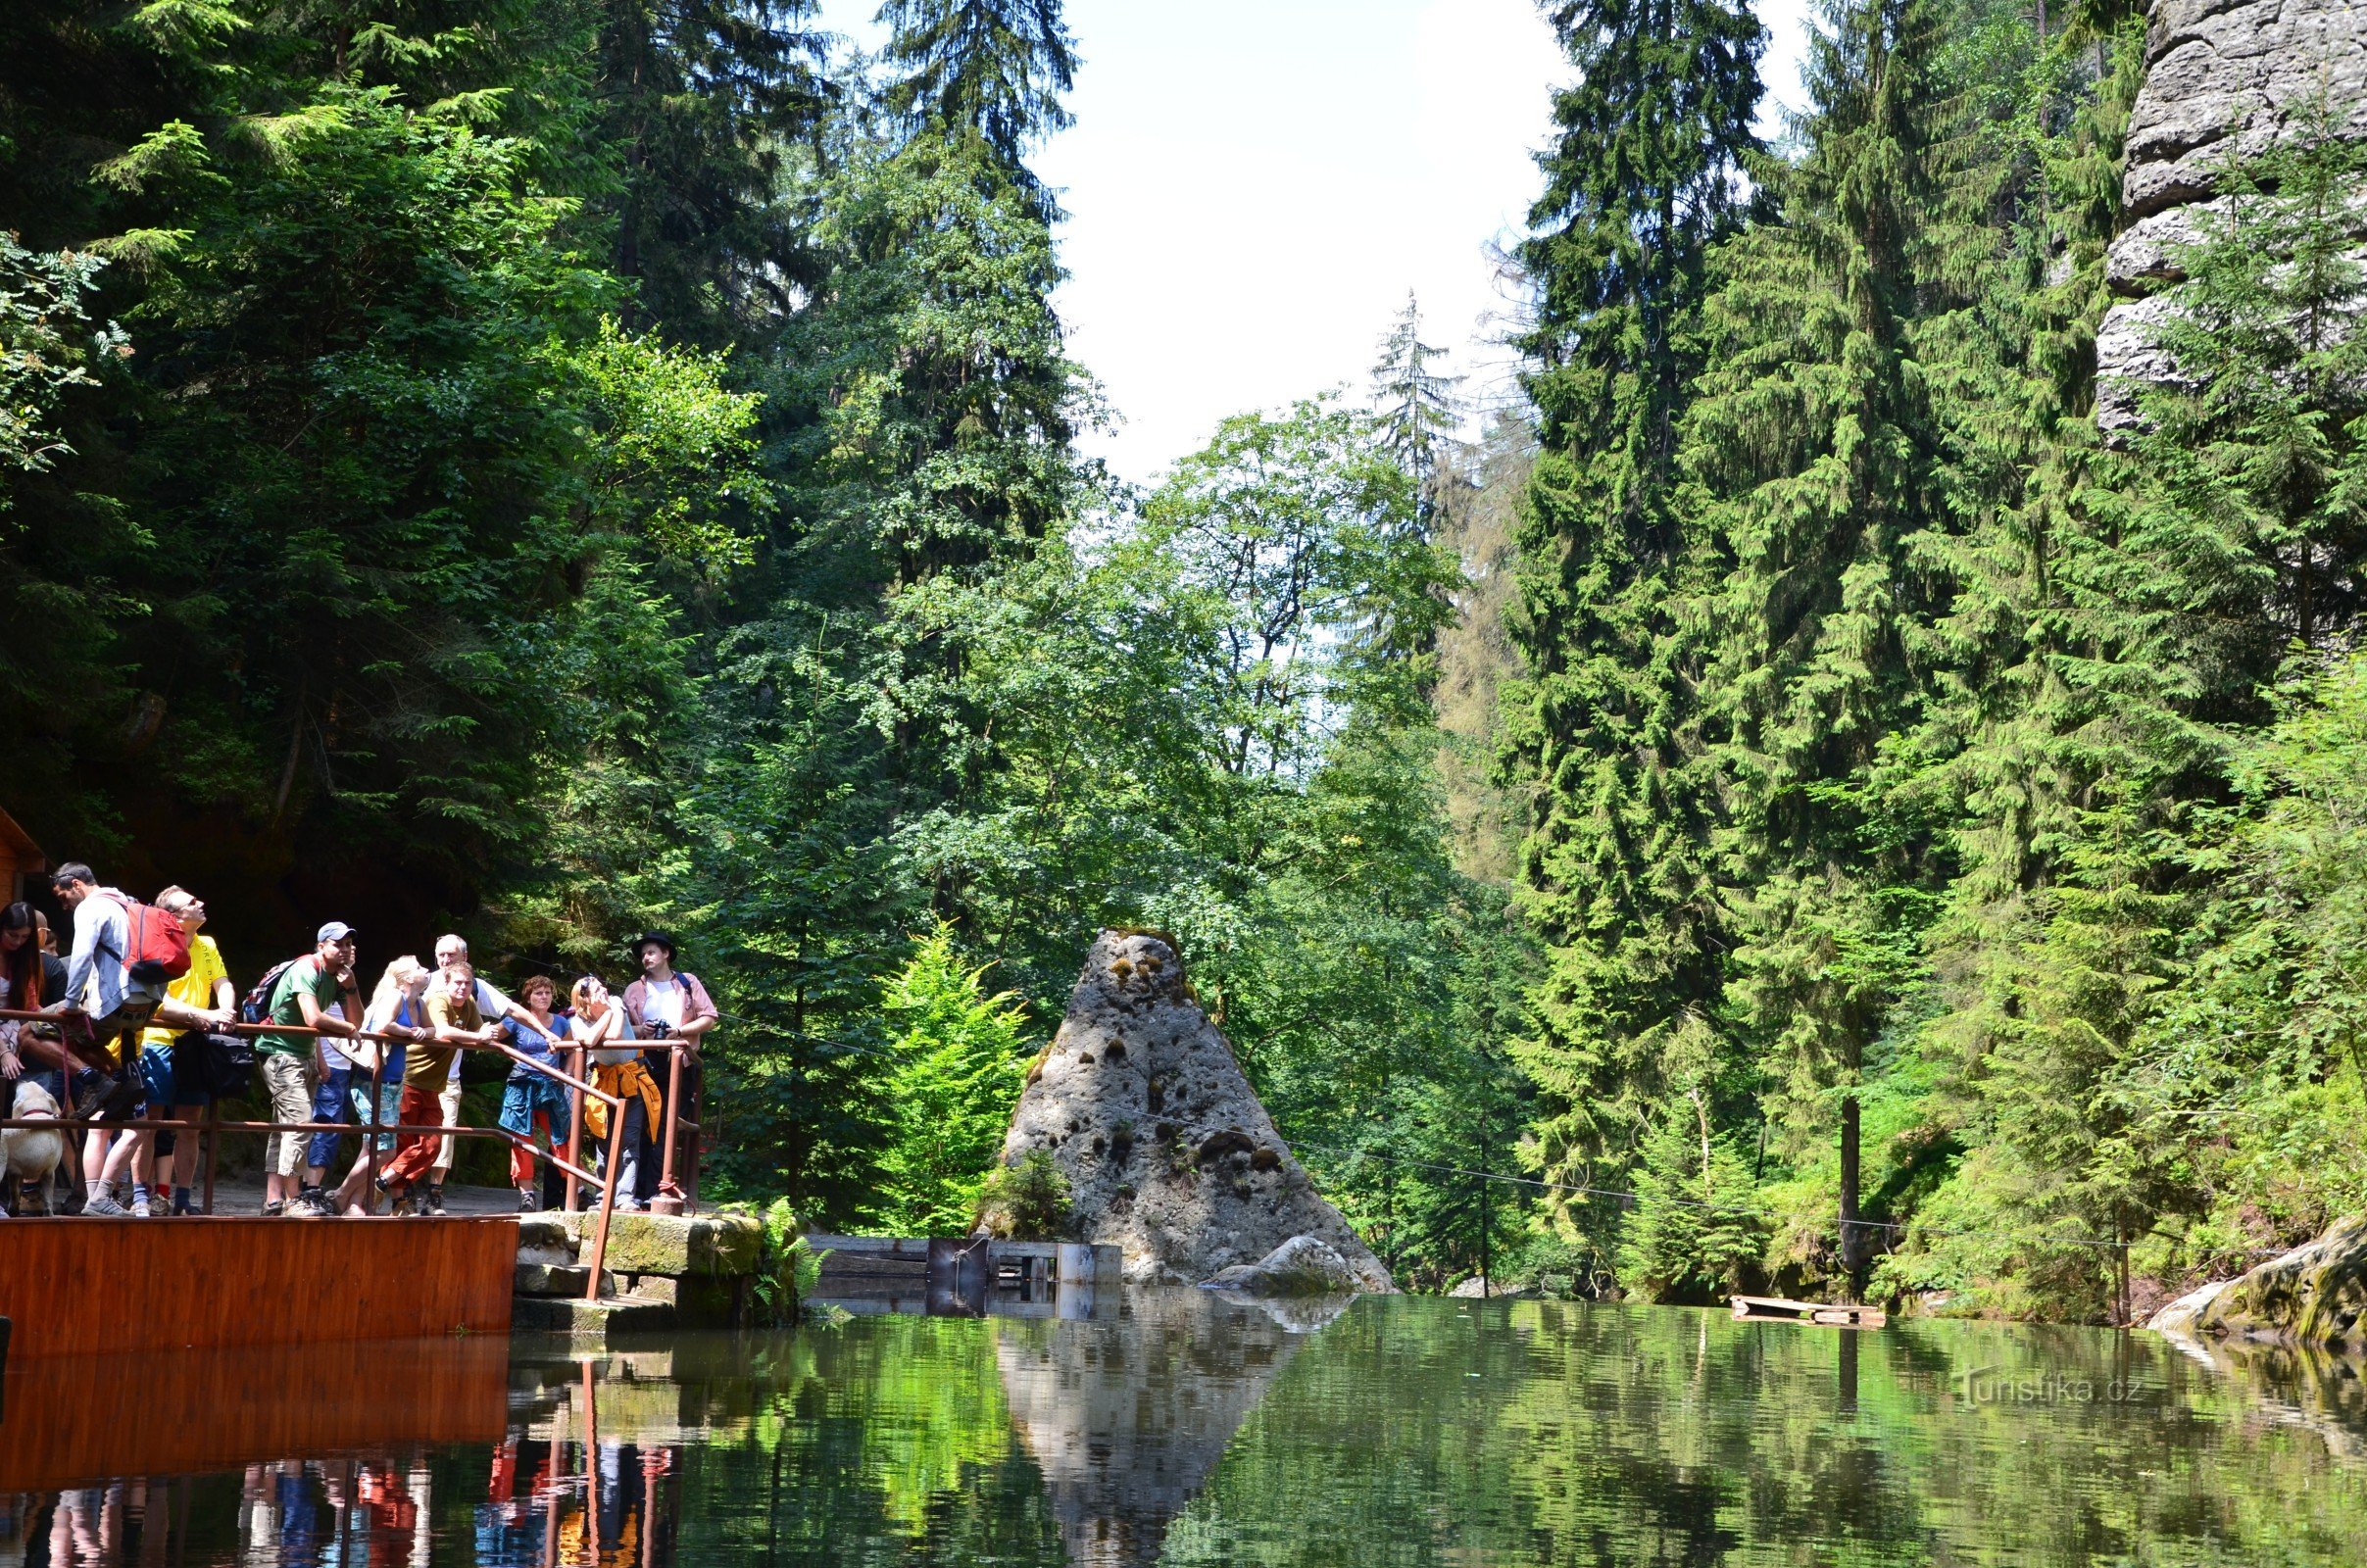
top-left (273, 1461), bottom-right (324, 1567)
top-left (3, 1426), bottom-right (677, 1567)
top-left (548, 1441), bottom-right (675, 1568)
top-left (479, 1432), bottom-right (562, 1562)
top-left (51, 1483), bottom-right (123, 1566)
top-left (355, 1459), bottom-right (420, 1567)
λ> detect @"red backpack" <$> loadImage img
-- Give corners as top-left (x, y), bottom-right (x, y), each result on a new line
top-left (120, 900), bottom-right (193, 985)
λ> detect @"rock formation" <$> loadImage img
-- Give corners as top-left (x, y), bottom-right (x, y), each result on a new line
top-left (2096, 0), bottom-right (2367, 434)
top-left (2147, 1213), bottom-right (2367, 1346)
top-left (995, 929), bottom-right (1394, 1291)
top-left (995, 1289), bottom-right (1322, 1568)
top-left (1202, 1235), bottom-right (1361, 1297)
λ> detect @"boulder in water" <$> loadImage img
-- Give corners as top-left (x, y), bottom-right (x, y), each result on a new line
top-left (995, 929), bottom-right (1394, 1291)
top-left (1202, 1235), bottom-right (1360, 1297)
top-left (2146, 1214), bottom-right (2367, 1347)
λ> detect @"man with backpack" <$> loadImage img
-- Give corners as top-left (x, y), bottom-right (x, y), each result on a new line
top-left (250, 923), bottom-right (366, 1218)
top-left (52, 864), bottom-right (169, 1110)
top-left (50, 862), bottom-right (199, 1214)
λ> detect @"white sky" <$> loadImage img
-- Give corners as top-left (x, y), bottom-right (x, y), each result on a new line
top-left (814, 0), bottom-right (1817, 487)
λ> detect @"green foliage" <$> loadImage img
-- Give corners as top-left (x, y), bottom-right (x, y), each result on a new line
top-left (872, 924), bottom-right (1034, 1234)
top-left (1500, 0), bottom-right (1766, 1240)
top-left (977, 1148), bottom-right (1070, 1241)
top-left (20, 0), bottom-right (2358, 1330)
top-left (0, 235), bottom-right (123, 489)
top-left (1371, 293), bottom-right (1460, 511)
top-left (1503, 0), bottom-right (2367, 1319)
top-left (1615, 1102), bottom-right (1767, 1303)
top-left (880, 0), bottom-right (1077, 178)
top-left (749, 1196), bottom-right (827, 1327)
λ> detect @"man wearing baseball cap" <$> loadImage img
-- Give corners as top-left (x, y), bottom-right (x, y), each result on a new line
top-left (255, 922), bottom-right (365, 1217)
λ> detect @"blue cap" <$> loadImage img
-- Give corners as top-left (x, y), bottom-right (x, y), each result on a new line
top-left (317, 921), bottom-right (357, 943)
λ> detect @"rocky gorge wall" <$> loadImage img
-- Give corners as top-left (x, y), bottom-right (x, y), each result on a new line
top-left (2096, 0), bottom-right (2367, 433)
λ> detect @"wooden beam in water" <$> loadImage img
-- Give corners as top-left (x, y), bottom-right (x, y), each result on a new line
top-left (1730, 1294), bottom-right (1888, 1329)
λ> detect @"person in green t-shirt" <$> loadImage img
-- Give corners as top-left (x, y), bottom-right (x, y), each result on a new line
top-left (257, 923), bottom-right (364, 1217)
top-left (375, 962), bottom-right (499, 1216)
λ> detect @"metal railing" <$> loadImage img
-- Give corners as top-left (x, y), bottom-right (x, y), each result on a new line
top-left (1, 1007), bottom-right (706, 1303)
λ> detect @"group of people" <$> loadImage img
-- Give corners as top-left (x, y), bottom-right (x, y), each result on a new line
top-left (0, 862), bottom-right (716, 1218)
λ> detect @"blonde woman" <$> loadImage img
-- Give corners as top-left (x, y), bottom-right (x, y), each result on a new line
top-left (331, 957), bottom-right (435, 1216)
top-left (571, 976), bottom-right (657, 1211)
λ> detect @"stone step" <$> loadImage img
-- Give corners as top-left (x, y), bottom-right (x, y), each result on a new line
top-left (511, 1293), bottom-right (677, 1343)
top-left (544, 1209), bottom-right (762, 1277)
top-left (514, 1262), bottom-right (622, 1298)
top-left (516, 1215), bottom-right (580, 1264)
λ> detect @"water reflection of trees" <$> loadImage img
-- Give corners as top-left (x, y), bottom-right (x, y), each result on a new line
top-left (12, 1301), bottom-right (2367, 1566)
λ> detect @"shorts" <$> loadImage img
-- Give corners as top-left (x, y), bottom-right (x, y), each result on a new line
top-left (165, 1033), bottom-right (216, 1107)
top-left (137, 1045), bottom-right (180, 1155)
top-left (306, 1063), bottom-right (355, 1170)
top-left (352, 1079), bottom-right (403, 1153)
top-left (137, 1043), bottom-right (176, 1112)
top-left (499, 1078), bottom-right (570, 1143)
top-left (89, 993), bottom-right (162, 1055)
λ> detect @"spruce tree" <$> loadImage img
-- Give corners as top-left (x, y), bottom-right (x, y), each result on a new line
top-left (1500, 0), bottom-right (1765, 1240)
top-left (1371, 292), bottom-right (1461, 526)
top-left (1683, 0), bottom-right (1957, 1293)
top-left (597, 0), bottom-right (833, 342)
top-left (879, 0), bottom-right (1075, 184)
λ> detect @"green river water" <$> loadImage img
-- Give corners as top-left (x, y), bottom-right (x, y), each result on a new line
top-left (6, 1290), bottom-right (2364, 1565)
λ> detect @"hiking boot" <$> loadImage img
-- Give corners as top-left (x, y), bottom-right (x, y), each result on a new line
top-left (517, 1188), bottom-right (542, 1214)
top-left (389, 1193), bottom-right (418, 1218)
top-left (290, 1188), bottom-right (333, 1219)
top-left (69, 1069), bottom-right (117, 1121)
top-left (83, 1191), bottom-right (128, 1216)
top-left (421, 1187), bottom-right (448, 1217)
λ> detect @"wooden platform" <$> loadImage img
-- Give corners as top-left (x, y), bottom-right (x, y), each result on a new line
top-left (0, 1217), bottom-right (517, 1358)
top-left (1731, 1294), bottom-right (1888, 1329)
top-left (0, 1335), bottom-right (509, 1492)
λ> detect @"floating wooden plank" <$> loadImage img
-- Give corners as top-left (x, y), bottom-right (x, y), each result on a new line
top-left (1731, 1294), bottom-right (1888, 1329)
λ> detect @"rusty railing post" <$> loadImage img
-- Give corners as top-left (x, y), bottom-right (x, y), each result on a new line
top-left (202, 1101), bottom-right (219, 1215)
top-left (566, 1044), bottom-right (584, 1215)
top-left (655, 1043), bottom-right (683, 1214)
top-left (581, 1090), bottom-right (625, 1303)
top-left (364, 1053), bottom-right (382, 1215)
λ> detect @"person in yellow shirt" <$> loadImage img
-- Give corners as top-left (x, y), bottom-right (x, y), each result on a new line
top-left (136, 886), bottom-right (236, 1215)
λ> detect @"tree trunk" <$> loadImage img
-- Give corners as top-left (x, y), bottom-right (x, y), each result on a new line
top-left (1838, 1092), bottom-right (1866, 1296)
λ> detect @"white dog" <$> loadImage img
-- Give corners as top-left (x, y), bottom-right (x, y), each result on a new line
top-left (3, 1077), bottom-right (65, 1215)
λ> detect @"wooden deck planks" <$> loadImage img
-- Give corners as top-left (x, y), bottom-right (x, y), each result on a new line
top-left (0, 1217), bottom-right (517, 1359)
top-left (0, 1335), bottom-right (510, 1492)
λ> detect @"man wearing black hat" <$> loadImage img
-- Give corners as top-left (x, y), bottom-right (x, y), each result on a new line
top-left (621, 932), bottom-right (716, 1207)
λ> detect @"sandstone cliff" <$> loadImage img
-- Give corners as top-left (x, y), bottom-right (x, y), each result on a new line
top-left (2096, 0), bottom-right (2367, 434)
top-left (995, 929), bottom-right (1394, 1291)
